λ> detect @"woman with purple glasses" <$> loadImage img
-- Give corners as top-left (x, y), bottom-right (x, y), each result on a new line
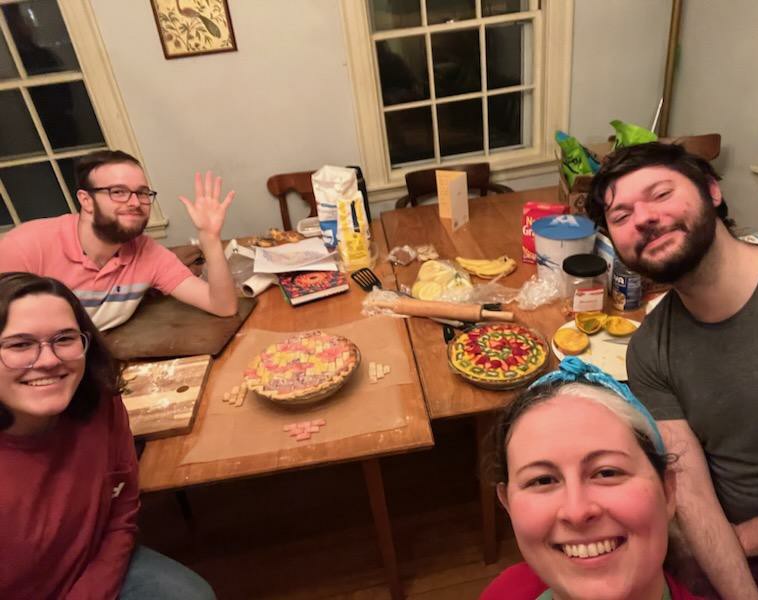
top-left (0, 272), bottom-right (214, 599)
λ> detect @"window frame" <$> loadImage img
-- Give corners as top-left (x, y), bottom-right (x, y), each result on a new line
top-left (340, 0), bottom-right (573, 202)
top-left (0, 0), bottom-right (167, 236)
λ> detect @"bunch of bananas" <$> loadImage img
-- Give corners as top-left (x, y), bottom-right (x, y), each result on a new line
top-left (455, 255), bottom-right (517, 279)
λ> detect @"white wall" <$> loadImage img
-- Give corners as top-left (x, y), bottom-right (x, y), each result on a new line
top-left (89, 0), bottom-right (673, 245)
top-left (90, 0), bottom-right (361, 245)
top-left (569, 0), bottom-right (670, 144)
top-left (669, 1), bottom-right (758, 229)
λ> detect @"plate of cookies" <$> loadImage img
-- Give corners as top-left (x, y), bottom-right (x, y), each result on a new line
top-left (246, 228), bottom-right (305, 248)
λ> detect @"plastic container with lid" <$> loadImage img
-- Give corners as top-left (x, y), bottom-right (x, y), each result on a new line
top-left (532, 215), bottom-right (597, 280)
top-left (562, 253), bottom-right (607, 313)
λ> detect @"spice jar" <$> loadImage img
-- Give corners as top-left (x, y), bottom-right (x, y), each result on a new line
top-left (562, 254), bottom-right (608, 314)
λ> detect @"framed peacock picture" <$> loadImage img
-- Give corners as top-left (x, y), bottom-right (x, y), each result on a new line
top-left (151, 0), bottom-right (237, 59)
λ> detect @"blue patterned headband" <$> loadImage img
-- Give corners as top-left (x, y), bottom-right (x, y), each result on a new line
top-left (529, 357), bottom-right (666, 454)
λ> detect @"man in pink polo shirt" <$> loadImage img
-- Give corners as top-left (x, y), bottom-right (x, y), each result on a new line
top-left (0, 150), bottom-right (238, 330)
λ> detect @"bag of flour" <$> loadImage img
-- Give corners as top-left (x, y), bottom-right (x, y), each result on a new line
top-left (312, 166), bottom-right (371, 270)
top-left (312, 166), bottom-right (365, 249)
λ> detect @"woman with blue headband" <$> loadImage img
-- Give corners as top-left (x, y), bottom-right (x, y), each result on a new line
top-left (480, 357), bottom-right (703, 600)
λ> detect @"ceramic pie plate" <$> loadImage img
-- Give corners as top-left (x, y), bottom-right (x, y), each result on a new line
top-left (244, 331), bottom-right (361, 406)
top-left (447, 322), bottom-right (550, 390)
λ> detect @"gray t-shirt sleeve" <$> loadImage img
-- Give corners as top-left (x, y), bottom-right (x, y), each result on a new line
top-left (626, 320), bottom-right (684, 421)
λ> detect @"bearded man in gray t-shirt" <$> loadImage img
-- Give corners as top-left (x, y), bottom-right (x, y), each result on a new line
top-left (587, 142), bottom-right (758, 600)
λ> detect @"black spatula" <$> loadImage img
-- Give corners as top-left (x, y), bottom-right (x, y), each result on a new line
top-left (351, 268), bottom-right (382, 291)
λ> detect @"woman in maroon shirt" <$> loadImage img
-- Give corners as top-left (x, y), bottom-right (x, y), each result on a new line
top-left (0, 272), bottom-right (214, 599)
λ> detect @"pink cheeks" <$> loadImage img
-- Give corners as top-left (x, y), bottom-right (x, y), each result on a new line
top-left (503, 395), bottom-right (671, 600)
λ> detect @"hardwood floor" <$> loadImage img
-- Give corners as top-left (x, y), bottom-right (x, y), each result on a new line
top-left (137, 418), bottom-right (522, 599)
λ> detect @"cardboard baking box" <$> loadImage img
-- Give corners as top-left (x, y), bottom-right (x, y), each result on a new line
top-left (558, 134), bottom-right (722, 216)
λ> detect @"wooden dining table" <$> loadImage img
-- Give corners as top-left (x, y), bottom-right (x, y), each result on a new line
top-left (138, 222), bottom-right (433, 600)
top-left (380, 186), bottom-right (584, 564)
top-left (140, 185), bottom-right (640, 597)
top-left (382, 186), bottom-right (569, 419)
top-left (380, 185), bottom-right (648, 565)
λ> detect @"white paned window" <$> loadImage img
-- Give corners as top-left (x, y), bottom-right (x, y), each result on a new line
top-left (341, 0), bottom-right (573, 198)
top-left (0, 0), bottom-right (166, 235)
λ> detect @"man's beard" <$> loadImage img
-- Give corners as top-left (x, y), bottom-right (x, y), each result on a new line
top-left (91, 201), bottom-right (148, 244)
top-left (620, 202), bottom-right (717, 284)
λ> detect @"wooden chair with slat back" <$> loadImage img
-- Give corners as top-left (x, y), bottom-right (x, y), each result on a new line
top-left (604, 133), bottom-right (721, 161)
top-left (667, 133), bottom-right (721, 161)
top-left (266, 171), bottom-right (317, 230)
top-left (394, 162), bottom-right (514, 208)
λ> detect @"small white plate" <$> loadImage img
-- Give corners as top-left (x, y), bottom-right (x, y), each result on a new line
top-left (551, 319), bottom-right (640, 381)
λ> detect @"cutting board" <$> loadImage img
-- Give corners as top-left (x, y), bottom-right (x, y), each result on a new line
top-left (122, 354), bottom-right (212, 440)
top-left (104, 294), bottom-right (256, 360)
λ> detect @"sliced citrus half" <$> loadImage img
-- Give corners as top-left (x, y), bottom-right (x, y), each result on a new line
top-left (553, 328), bottom-right (590, 355)
top-left (604, 316), bottom-right (637, 337)
top-left (575, 311), bottom-right (608, 334)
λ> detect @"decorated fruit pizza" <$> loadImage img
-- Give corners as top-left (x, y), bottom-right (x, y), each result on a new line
top-left (244, 330), bottom-right (360, 405)
top-left (447, 323), bottom-right (549, 389)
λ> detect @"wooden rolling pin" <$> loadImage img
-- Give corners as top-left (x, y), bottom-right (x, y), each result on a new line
top-left (368, 296), bottom-right (513, 322)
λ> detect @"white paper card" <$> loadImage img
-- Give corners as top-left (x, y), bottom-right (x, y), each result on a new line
top-left (436, 170), bottom-right (469, 231)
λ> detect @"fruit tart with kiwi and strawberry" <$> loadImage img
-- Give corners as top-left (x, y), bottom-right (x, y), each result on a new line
top-left (447, 323), bottom-right (549, 389)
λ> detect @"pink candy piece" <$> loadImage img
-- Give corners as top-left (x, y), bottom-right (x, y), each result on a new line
top-left (283, 419), bottom-right (326, 440)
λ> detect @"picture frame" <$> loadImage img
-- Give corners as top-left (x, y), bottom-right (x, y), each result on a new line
top-left (150, 0), bottom-right (237, 60)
